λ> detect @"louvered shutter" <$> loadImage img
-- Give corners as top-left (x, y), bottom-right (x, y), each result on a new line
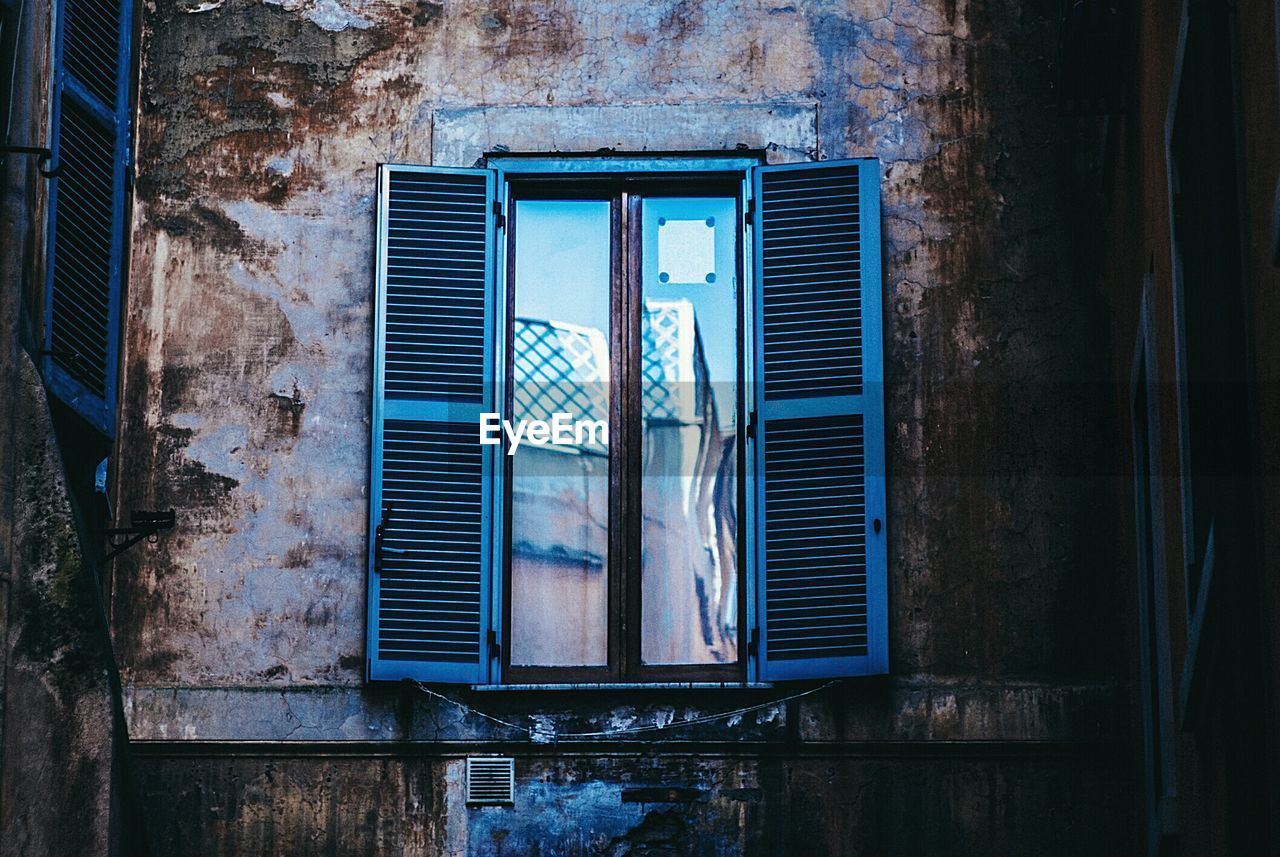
top-left (750, 159), bottom-right (888, 680)
top-left (43, 0), bottom-right (133, 434)
top-left (367, 165), bottom-right (499, 684)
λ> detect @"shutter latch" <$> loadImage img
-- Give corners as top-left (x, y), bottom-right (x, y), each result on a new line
top-left (373, 504), bottom-right (405, 574)
top-left (492, 200), bottom-right (505, 229)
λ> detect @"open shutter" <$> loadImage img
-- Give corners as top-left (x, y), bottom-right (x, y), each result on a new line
top-left (368, 165), bottom-right (498, 684)
top-left (43, 0), bottom-right (133, 434)
top-left (751, 159), bottom-right (888, 680)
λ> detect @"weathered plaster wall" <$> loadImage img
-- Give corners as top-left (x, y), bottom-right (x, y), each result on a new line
top-left (0, 352), bottom-right (142, 856)
top-left (119, 0), bottom-right (1120, 696)
top-left (0, 358), bottom-right (121, 857)
top-left (0, 0), bottom-right (139, 852)
top-left (115, 0), bottom-right (1128, 851)
top-left (133, 749), bottom-right (1129, 856)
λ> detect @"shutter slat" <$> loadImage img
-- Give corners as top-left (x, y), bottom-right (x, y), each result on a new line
top-left (762, 440), bottom-right (869, 664)
top-left (369, 166), bottom-right (496, 684)
top-left (757, 160), bottom-right (862, 402)
top-left (48, 94), bottom-right (115, 399)
top-left (43, 0), bottom-right (130, 435)
top-left (373, 418), bottom-right (487, 672)
top-left (752, 159), bottom-right (888, 681)
top-left (383, 170), bottom-right (491, 402)
top-left (61, 0), bottom-right (122, 107)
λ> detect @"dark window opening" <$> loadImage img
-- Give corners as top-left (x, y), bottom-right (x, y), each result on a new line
top-left (1169, 4), bottom-right (1270, 849)
top-left (1169, 0), bottom-right (1251, 608)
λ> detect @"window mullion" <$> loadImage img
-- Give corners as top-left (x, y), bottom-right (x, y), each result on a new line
top-left (618, 190), bottom-right (644, 681)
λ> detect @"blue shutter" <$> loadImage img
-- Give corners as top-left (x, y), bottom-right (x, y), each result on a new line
top-left (368, 165), bottom-right (498, 684)
top-left (43, 0), bottom-right (133, 434)
top-left (750, 159), bottom-right (888, 680)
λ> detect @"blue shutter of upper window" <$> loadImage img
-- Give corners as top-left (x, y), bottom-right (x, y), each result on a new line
top-left (43, 0), bottom-right (133, 434)
top-left (750, 158), bottom-right (888, 680)
top-left (368, 164), bottom-right (499, 684)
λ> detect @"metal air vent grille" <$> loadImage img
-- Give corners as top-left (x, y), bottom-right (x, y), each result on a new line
top-left (466, 757), bottom-right (515, 805)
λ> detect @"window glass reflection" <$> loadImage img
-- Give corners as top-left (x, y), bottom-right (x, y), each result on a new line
top-left (509, 200), bottom-right (611, 667)
top-left (640, 197), bottom-right (739, 665)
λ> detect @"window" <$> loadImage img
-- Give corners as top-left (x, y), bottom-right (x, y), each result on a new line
top-left (367, 155), bottom-right (888, 686)
top-left (42, 0), bottom-right (134, 435)
top-left (504, 183), bottom-right (741, 682)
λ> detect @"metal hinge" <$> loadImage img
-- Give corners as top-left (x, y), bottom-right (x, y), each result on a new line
top-left (492, 200), bottom-right (505, 229)
top-left (487, 629), bottom-right (501, 659)
top-left (746, 411), bottom-right (758, 440)
top-left (748, 627), bottom-right (760, 658)
top-left (745, 197), bottom-right (755, 223)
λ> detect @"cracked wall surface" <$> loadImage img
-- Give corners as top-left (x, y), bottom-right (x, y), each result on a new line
top-left (116, 0), bottom-right (1129, 852)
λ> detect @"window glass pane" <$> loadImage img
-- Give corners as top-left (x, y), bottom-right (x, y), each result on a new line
top-left (509, 200), bottom-right (611, 667)
top-left (640, 197), bottom-right (739, 665)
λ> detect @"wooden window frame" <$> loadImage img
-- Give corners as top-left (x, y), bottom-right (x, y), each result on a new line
top-left (499, 174), bottom-right (749, 685)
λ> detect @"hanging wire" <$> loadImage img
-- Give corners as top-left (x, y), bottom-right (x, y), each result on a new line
top-left (412, 679), bottom-right (839, 742)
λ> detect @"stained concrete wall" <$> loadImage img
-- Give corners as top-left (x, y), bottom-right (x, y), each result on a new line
top-left (0, 357), bottom-right (123, 857)
top-left (114, 0), bottom-right (1131, 852)
top-left (133, 749), bottom-right (1130, 856)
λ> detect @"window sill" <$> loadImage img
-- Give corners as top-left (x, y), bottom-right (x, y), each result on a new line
top-left (470, 682), bottom-right (774, 692)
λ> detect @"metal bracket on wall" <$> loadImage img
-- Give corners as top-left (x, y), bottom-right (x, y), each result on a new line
top-left (100, 510), bottom-right (176, 566)
top-left (0, 145), bottom-right (60, 178)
